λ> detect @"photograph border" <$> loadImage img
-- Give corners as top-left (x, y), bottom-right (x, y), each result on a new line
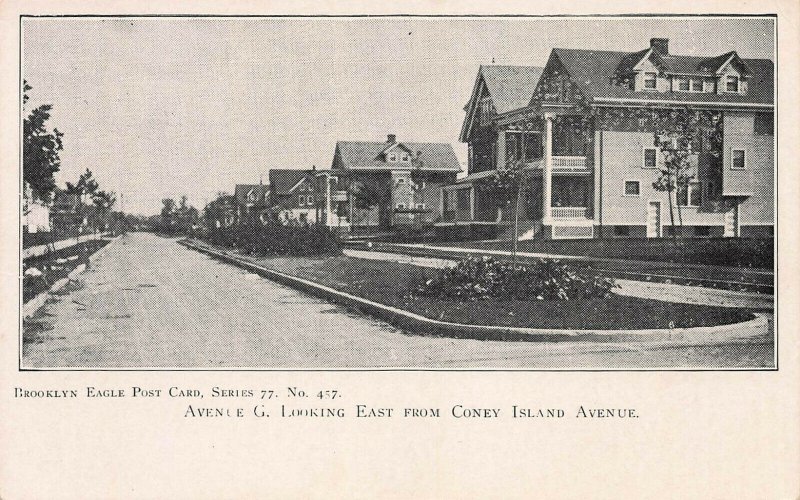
top-left (18, 12), bottom-right (779, 373)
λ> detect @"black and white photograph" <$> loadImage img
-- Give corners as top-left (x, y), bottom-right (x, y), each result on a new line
top-left (20, 15), bottom-right (776, 370)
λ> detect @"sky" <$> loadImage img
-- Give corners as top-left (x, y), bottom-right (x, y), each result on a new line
top-left (22, 16), bottom-right (774, 215)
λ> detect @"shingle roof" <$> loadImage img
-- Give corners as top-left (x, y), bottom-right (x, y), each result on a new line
top-left (267, 170), bottom-right (313, 195)
top-left (480, 65), bottom-right (544, 114)
top-left (550, 48), bottom-right (773, 105)
top-left (334, 140), bottom-right (462, 172)
top-left (234, 184), bottom-right (269, 204)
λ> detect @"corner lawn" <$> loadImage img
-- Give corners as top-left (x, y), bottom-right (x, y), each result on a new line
top-left (190, 240), bottom-right (753, 331)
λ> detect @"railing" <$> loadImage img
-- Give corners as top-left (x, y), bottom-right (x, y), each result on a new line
top-left (332, 190), bottom-right (348, 202)
top-left (551, 207), bottom-right (588, 219)
top-left (552, 156), bottom-right (588, 171)
top-left (519, 157), bottom-right (589, 172)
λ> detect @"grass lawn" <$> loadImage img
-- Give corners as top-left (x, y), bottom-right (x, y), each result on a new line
top-left (218, 249), bottom-right (754, 330)
top-left (459, 237), bottom-right (773, 269)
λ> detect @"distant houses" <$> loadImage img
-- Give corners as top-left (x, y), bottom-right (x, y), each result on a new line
top-left (219, 135), bottom-right (461, 231)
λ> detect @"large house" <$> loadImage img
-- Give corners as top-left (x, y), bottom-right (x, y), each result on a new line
top-left (448, 38), bottom-right (774, 239)
top-left (319, 135), bottom-right (461, 230)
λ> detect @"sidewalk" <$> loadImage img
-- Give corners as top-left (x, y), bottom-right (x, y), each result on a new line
top-left (343, 248), bottom-right (774, 310)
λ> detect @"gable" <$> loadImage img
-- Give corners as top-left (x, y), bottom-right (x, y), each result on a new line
top-left (530, 52), bottom-right (585, 106)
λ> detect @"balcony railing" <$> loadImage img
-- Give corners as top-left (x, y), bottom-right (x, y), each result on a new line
top-left (552, 156), bottom-right (588, 171)
top-left (332, 190), bottom-right (348, 202)
top-left (551, 206), bottom-right (589, 219)
top-left (519, 156), bottom-right (589, 173)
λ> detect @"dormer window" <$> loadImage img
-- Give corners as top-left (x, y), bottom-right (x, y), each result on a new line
top-left (691, 78), bottom-right (703, 92)
top-left (388, 153), bottom-right (397, 162)
top-left (725, 75), bottom-right (739, 92)
top-left (401, 153), bottom-right (409, 162)
top-left (643, 72), bottom-right (657, 90)
top-left (676, 77), bottom-right (690, 91)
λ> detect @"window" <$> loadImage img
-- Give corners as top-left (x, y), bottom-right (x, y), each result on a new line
top-left (677, 182), bottom-right (702, 207)
top-left (703, 79), bottom-right (714, 93)
top-left (401, 153), bottom-right (409, 162)
top-left (307, 195), bottom-right (314, 205)
top-left (613, 225), bottom-right (630, 237)
top-left (395, 203), bottom-right (405, 210)
top-left (725, 75), bottom-right (739, 92)
top-left (396, 178), bottom-right (405, 184)
top-left (624, 180), bottom-right (641, 196)
top-left (731, 149), bottom-right (746, 170)
top-left (676, 77), bottom-right (690, 91)
top-left (691, 78), bottom-right (703, 92)
top-left (388, 153), bottom-right (397, 162)
top-left (643, 72), bottom-right (657, 89)
top-left (643, 147), bottom-right (657, 168)
top-left (416, 203), bottom-right (425, 210)
top-left (298, 195), bottom-right (306, 206)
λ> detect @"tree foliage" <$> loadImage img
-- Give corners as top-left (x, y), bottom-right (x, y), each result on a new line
top-left (23, 81), bottom-right (63, 202)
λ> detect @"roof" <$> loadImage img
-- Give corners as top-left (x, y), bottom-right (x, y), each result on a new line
top-left (480, 65), bottom-right (545, 114)
top-left (333, 141), bottom-right (462, 172)
top-left (234, 184), bottom-right (269, 203)
top-left (267, 170), bottom-right (314, 195)
top-left (548, 48), bottom-right (773, 106)
top-left (460, 65), bottom-right (544, 142)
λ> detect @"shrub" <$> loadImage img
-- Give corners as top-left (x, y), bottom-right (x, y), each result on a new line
top-left (416, 256), bottom-right (617, 301)
top-left (204, 221), bottom-right (341, 257)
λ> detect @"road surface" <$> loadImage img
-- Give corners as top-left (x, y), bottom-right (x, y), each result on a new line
top-left (22, 233), bottom-right (773, 369)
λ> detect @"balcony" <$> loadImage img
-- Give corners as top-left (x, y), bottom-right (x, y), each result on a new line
top-left (521, 156), bottom-right (590, 174)
top-left (552, 156), bottom-right (589, 173)
top-left (551, 206), bottom-right (589, 219)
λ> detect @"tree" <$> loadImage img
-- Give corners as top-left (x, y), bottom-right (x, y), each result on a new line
top-left (23, 81), bottom-right (63, 203)
top-left (92, 190), bottom-right (117, 232)
top-left (66, 169), bottom-right (101, 233)
top-left (351, 177), bottom-right (391, 227)
top-left (651, 108), bottom-right (708, 242)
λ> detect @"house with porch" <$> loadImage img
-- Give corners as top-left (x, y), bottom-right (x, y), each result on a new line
top-left (324, 135), bottom-right (461, 230)
top-left (449, 38), bottom-right (774, 239)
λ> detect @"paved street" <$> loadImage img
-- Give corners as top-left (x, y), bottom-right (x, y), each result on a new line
top-left (23, 233), bottom-right (773, 369)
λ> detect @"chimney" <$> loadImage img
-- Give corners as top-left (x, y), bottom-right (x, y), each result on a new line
top-left (650, 38), bottom-right (669, 56)
top-left (387, 134), bottom-right (396, 143)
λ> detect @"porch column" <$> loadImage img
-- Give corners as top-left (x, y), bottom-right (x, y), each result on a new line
top-left (543, 113), bottom-right (554, 223)
top-left (496, 129), bottom-right (506, 170)
top-left (469, 186), bottom-right (476, 221)
top-left (325, 174), bottom-right (333, 226)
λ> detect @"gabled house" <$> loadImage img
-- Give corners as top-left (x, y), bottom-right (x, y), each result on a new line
top-left (267, 169), bottom-right (318, 224)
top-left (324, 134), bottom-right (461, 229)
top-left (449, 38), bottom-right (773, 239)
top-left (234, 183), bottom-right (270, 223)
top-left (49, 188), bottom-right (82, 234)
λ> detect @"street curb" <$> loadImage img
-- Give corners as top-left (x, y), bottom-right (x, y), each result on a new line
top-left (179, 239), bottom-right (768, 343)
top-left (22, 236), bottom-right (120, 320)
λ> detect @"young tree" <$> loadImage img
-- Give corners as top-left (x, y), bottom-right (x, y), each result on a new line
top-left (651, 108), bottom-right (703, 242)
top-left (23, 81), bottom-right (63, 203)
